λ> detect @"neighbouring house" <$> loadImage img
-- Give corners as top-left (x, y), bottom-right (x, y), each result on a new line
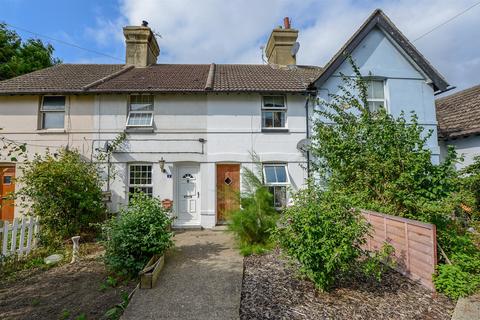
top-left (0, 9), bottom-right (451, 228)
top-left (436, 84), bottom-right (480, 169)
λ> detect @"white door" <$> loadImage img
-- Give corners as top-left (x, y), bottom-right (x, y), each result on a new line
top-left (176, 165), bottom-right (200, 225)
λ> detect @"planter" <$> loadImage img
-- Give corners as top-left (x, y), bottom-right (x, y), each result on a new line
top-left (139, 254), bottom-right (165, 289)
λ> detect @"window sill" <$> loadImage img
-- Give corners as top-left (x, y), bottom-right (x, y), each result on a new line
top-left (124, 127), bottom-right (154, 133)
top-left (36, 129), bottom-right (66, 134)
top-left (261, 128), bottom-right (289, 133)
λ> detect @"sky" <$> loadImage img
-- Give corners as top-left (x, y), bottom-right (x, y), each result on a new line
top-left (1, 0), bottom-right (479, 95)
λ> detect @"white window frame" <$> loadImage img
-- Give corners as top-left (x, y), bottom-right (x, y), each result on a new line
top-left (365, 79), bottom-right (386, 112)
top-left (128, 163), bottom-right (153, 198)
top-left (126, 95), bottom-right (154, 128)
top-left (261, 95), bottom-right (287, 129)
top-left (39, 96), bottom-right (66, 129)
top-left (263, 163), bottom-right (290, 208)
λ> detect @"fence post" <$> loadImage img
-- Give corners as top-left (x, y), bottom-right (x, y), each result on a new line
top-left (10, 218), bottom-right (18, 254)
top-left (18, 218), bottom-right (27, 256)
top-left (2, 220), bottom-right (9, 256)
top-left (26, 216), bottom-right (34, 255)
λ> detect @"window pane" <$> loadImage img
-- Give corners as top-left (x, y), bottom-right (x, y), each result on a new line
top-left (275, 166), bottom-right (287, 183)
top-left (368, 101), bottom-right (384, 112)
top-left (273, 111), bottom-right (285, 127)
top-left (263, 96), bottom-right (285, 108)
top-left (262, 111), bottom-right (273, 128)
top-left (269, 186), bottom-right (286, 208)
top-left (127, 112), bottom-right (153, 126)
top-left (264, 166), bottom-right (277, 183)
top-left (43, 112), bottom-right (64, 128)
top-left (129, 165), bottom-right (152, 185)
top-left (367, 80), bottom-right (384, 99)
top-left (129, 187), bottom-right (153, 199)
top-left (130, 95), bottom-right (153, 111)
top-left (42, 96), bottom-right (65, 111)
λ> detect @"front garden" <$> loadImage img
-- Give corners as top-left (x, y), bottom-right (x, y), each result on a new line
top-left (229, 61), bottom-right (480, 318)
top-left (0, 147), bottom-right (173, 320)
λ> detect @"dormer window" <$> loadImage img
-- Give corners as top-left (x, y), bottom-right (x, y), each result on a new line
top-left (40, 96), bottom-right (65, 129)
top-left (262, 96), bottom-right (286, 129)
top-left (366, 80), bottom-right (386, 112)
top-left (126, 95), bottom-right (154, 127)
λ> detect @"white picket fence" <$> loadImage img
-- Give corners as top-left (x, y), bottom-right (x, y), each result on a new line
top-left (0, 217), bottom-right (40, 257)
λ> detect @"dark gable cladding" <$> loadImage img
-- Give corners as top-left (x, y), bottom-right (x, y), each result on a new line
top-left (0, 63), bottom-right (323, 95)
top-left (312, 9), bottom-right (450, 94)
top-left (436, 84), bottom-right (480, 139)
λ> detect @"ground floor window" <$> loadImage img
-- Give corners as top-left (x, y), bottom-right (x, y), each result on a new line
top-left (128, 164), bottom-right (153, 198)
top-left (263, 164), bottom-right (289, 208)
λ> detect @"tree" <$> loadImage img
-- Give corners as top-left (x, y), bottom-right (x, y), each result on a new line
top-left (0, 23), bottom-right (61, 80)
top-left (310, 59), bottom-right (458, 223)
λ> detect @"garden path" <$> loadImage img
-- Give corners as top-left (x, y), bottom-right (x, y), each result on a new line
top-left (122, 229), bottom-right (242, 320)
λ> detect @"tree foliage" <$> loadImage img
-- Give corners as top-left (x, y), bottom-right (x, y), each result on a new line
top-left (15, 149), bottom-right (105, 246)
top-left (311, 60), bottom-right (459, 223)
top-left (0, 23), bottom-right (61, 80)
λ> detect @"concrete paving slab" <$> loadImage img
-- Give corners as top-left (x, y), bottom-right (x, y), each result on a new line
top-left (122, 230), bottom-right (243, 320)
top-left (451, 294), bottom-right (480, 320)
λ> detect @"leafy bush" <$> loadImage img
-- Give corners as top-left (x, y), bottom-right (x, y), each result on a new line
top-left (227, 161), bottom-right (278, 255)
top-left (16, 149), bottom-right (105, 246)
top-left (103, 193), bottom-right (173, 277)
top-left (276, 187), bottom-right (391, 291)
top-left (433, 253), bottom-right (480, 299)
top-left (303, 58), bottom-right (480, 298)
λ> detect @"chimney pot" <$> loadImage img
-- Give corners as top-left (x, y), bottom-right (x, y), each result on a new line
top-left (283, 17), bottom-right (291, 29)
top-left (142, 20), bottom-right (149, 27)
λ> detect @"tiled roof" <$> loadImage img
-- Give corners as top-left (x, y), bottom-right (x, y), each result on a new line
top-left (0, 63), bottom-right (323, 95)
top-left (436, 84), bottom-right (480, 139)
top-left (0, 64), bottom-right (125, 94)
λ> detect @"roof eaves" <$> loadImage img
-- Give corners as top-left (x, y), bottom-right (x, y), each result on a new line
top-left (312, 9), bottom-right (450, 93)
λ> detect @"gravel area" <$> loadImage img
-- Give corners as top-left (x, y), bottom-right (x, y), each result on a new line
top-left (241, 250), bottom-right (455, 320)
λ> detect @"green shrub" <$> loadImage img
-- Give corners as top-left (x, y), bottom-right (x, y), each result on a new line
top-left (433, 253), bottom-right (480, 299)
top-left (16, 149), bottom-right (105, 246)
top-left (276, 187), bottom-right (389, 291)
top-left (103, 193), bottom-right (173, 277)
top-left (227, 160), bottom-right (278, 255)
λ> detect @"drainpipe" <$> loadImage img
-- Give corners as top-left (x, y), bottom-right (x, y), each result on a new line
top-left (305, 95), bottom-right (311, 178)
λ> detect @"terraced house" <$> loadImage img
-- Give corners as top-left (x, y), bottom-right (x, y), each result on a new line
top-left (0, 10), bottom-right (451, 228)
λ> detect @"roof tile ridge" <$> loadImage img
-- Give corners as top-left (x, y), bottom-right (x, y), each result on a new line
top-left (82, 65), bottom-right (134, 91)
top-left (204, 63), bottom-right (216, 91)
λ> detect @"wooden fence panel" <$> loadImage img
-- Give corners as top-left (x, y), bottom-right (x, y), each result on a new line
top-left (0, 217), bottom-right (40, 258)
top-left (362, 210), bottom-right (437, 291)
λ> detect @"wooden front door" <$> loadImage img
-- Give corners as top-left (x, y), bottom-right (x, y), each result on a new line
top-left (0, 166), bottom-right (15, 222)
top-left (216, 164), bottom-right (240, 223)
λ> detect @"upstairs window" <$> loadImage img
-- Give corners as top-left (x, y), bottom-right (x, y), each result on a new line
top-left (262, 96), bottom-right (286, 129)
top-left (128, 164), bottom-right (153, 198)
top-left (263, 164), bottom-right (289, 208)
top-left (366, 80), bottom-right (386, 112)
top-left (40, 96), bottom-right (65, 129)
top-left (126, 95), bottom-right (154, 127)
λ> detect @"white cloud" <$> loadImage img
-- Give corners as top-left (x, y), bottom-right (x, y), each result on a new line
top-left (90, 0), bottom-right (480, 91)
